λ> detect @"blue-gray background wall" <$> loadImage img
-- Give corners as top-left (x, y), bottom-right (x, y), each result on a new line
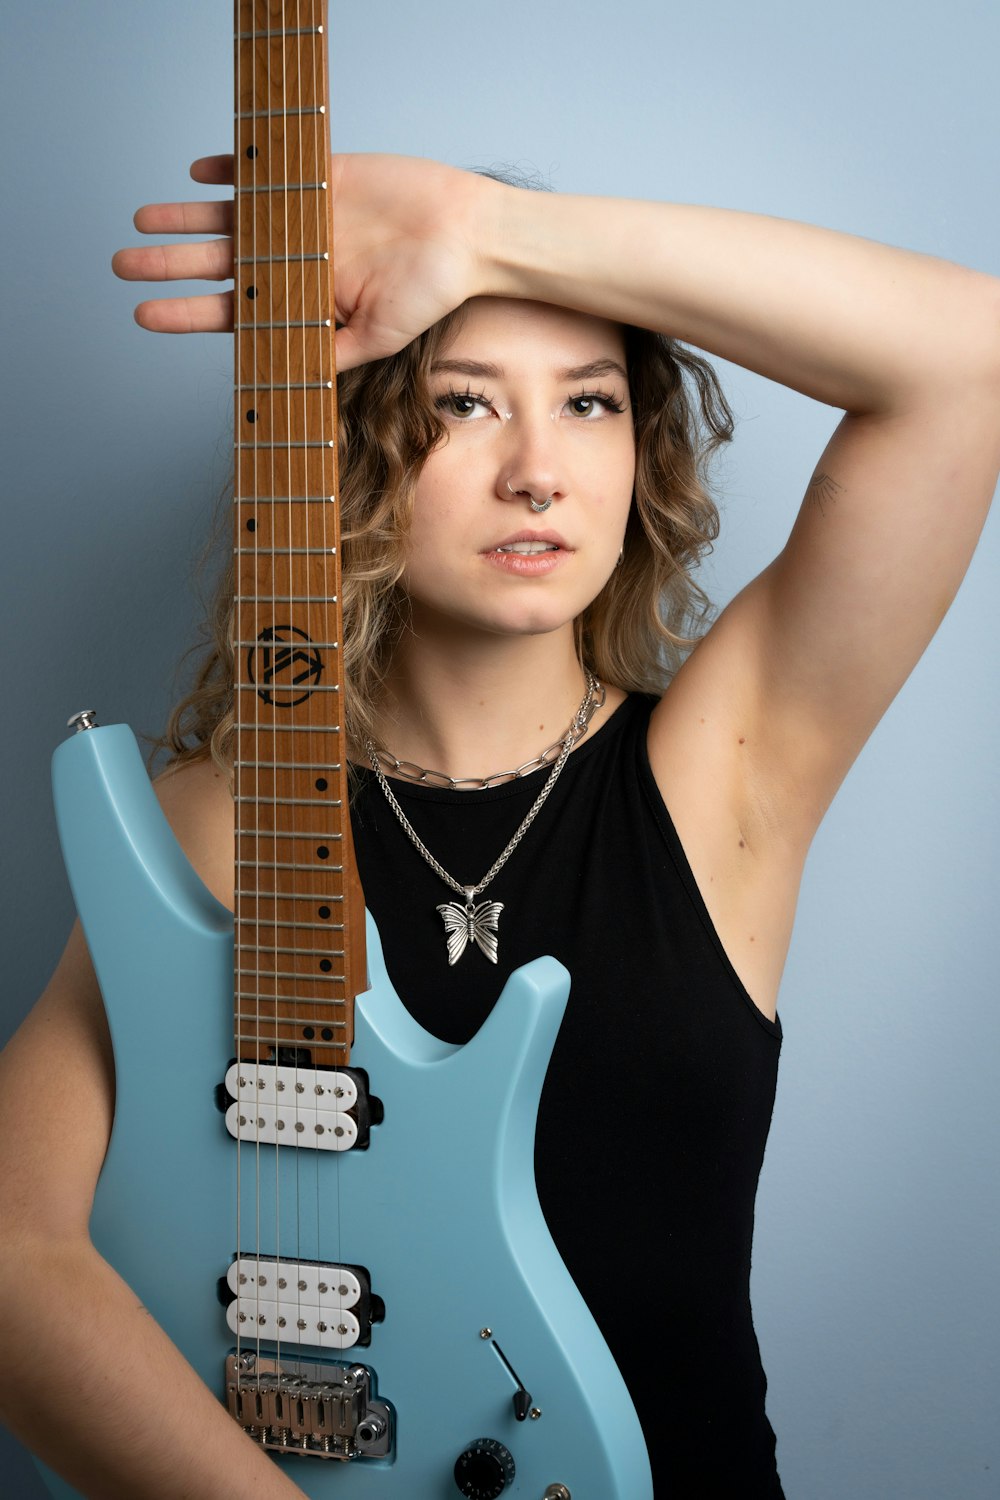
top-left (2, 2), bottom-right (996, 1496)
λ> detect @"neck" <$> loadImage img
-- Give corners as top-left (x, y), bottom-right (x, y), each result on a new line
top-left (372, 619), bottom-right (611, 780)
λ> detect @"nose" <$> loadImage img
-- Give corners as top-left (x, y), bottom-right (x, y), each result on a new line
top-left (496, 418), bottom-right (568, 512)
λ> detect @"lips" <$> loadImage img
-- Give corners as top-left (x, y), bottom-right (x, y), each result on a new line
top-left (486, 529), bottom-right (570, 553)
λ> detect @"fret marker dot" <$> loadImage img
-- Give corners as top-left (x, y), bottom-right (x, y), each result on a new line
top-left (246, 409), bottom-right (257, 423)
top-left (303, 1027), bottom-right (315, 1040)
top-left (247, 286), bottom-right (257, 300)
top-left (321, 1027), bottom-right (334, 1041)
top-left (320, 959), bottom-right (332, 973)
top-left (318, 906), bottom-right (331, 919)
top-left (246, 145), bottom-right (259, 159)
top-left (315, 777), bottom-right (328, 791)
top-left (246, 519), bottom-right (256, 532)
top-left (317, 846), bottom-right (330, 860)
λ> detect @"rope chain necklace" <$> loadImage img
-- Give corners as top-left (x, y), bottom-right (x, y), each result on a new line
top-left (364, 672), bottom-right (604, 966)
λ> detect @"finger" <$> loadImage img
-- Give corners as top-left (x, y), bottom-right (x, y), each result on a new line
top-left (333, 321), bottom-right (404, 373)
top-left (133, 291), bottom-right (234, 335)
top-left (112, 239), bottom-right (233, 284)
top-left (133, 199), bottom-right (233, 236)
top-left (190, 154), bottom-right (235, 186)
top-left (332, 323), bottom-right (372, 373)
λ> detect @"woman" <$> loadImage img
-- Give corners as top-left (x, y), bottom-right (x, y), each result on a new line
top-left (1, 152), bottom-right (998, 1498)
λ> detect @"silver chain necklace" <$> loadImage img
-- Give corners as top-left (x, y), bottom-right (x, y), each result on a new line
top-left (368, 688), bottom-right (604, 790)
top-left (364, 672), bottom-right (602, 966)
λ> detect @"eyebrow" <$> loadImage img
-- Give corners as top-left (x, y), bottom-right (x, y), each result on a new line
top-left (429, 356), bottom-right (629, 384)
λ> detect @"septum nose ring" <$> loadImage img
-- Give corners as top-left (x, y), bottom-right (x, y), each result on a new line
top-left (507, 480), bottom-right (554, 514)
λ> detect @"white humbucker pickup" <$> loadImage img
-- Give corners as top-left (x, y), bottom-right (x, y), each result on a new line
top-left (224, 1062), bottom-right (358, 1151)
top-left (226, 1256), bottom-right (363, 1349)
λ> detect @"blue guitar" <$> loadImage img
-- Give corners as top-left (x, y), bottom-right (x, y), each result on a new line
top-left (31, 4), bottom-right (651, 1497)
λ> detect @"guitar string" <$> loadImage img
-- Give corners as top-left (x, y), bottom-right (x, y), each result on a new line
top-left (276, 0), bottom-right (288, 1379)
top-left (305, 0), bottom-right (319, 1296)
top-left (289, 0), bottom-right (303, 1345)
top-left (254, 0), bottom-right (264, 1391)
top-left (311, 0), bottom-right (335, 1320)
top-left (234, 0), bottom-right (245, 1393)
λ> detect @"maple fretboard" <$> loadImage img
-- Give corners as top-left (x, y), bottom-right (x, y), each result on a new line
top-left (232, 0), bottom-right (366, 1068)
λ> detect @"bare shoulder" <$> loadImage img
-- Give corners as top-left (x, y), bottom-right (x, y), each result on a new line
top-left (154, 754), bottom-right (235, 911)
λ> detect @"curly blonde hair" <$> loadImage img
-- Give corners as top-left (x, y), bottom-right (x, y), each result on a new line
top-left (156, 310), bottom-right (732, 773)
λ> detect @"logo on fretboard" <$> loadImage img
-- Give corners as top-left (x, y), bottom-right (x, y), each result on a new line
top-left (248, 626), bottom-right (324, 707)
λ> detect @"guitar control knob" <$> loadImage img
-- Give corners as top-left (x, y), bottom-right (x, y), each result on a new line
top-left (453, 1437), bottom-right (516, 1498)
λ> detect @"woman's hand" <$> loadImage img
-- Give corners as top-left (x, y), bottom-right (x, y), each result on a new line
top-left (112, 153), bottom-right (503, 369)
top-left (111, 155), bottom-right (236, 333)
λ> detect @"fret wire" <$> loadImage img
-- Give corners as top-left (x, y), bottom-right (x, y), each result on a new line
top-left (234, 321), bottom-right (332, 331)
top-left (233, 762), bottom-right (343, 771)
top-left (236, 379), bottom-right (333, 386)
top-left (232, 640), bottom-right (340, 649)
top-left (234, 496), bottom-right (336, 503)
top-left (235, 888), bottom-right (344, 899)
top-left (237, 107), bottom-right (326, 118)
top-left (236, 969), bottom-right (345, 982)
top-left (236, 912), bottom-right (346, 924)
top-left (235, 1031), bottom-right (346, 1040)
top-left (236, 1005), bottom-right (346, 1017)
top-left (232, 723), bottom-right (341, 735)
top-left (237, 27), bottom-right (323, 39)
top-left (236, 685), bottom-right (340, 695)
top-left (235, 439), bottom-right (334, 447)
top-left (237, 1043), bottom-right (349, 1051)
top-left (236, 1018), bottom-right (346, 1029)
top-left (235, 795), bottom-right (343, 807)
top-left (240, 182), bottom-right (327, 194)
top-left (236, 944), bottom-right (345, 956)
top-left (236, 260), bottom-right (330, 268)
top-left (236, 829), bottom-right (343, 840)
top-left (233, 595), bottom-right (337, 603)
top-left (233, 546), bottom-right (337, 555)
top-left (235, 1020), bottom-right (346, 1031)
top-left (237, 860), bottom-right (344, 871)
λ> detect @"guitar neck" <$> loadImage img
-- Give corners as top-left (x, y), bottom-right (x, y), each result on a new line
top-left (232, 0), bottom-right (366, 1069)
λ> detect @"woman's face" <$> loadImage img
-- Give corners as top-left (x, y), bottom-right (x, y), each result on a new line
top-left (401, 297), bottom-right (636, 642)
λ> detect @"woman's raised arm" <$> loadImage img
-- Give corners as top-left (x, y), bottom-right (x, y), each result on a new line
top-left (114, 152), bottom-right (1000, 848)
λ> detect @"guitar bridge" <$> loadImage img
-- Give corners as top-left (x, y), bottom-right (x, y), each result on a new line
top-left (226, 1352), bottom-right (392, 1460)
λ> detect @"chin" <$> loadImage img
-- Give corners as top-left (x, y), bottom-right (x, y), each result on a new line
top-left (404, 573), bottom-right (582, 633)
top-left (469, 605), bottom-right (575, 639)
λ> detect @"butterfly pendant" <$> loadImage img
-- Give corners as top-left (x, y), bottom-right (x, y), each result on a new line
top-left (436, 899), bottom-right (505, 966)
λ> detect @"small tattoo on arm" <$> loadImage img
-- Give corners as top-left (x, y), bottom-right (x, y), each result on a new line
top-left (806, 470), bottom-right (844, 517)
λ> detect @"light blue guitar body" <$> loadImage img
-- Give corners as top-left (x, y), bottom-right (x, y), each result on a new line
top-left (33, 722), bottom-right (651, 1499)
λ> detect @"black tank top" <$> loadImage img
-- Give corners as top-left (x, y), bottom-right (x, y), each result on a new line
top-left (351, 694), bottom-right (785, 1496)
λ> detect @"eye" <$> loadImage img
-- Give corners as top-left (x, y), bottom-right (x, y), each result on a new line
top-left (434, 387), bottom-right (494, 420)
top-left (567, 390), bottom-right (628, 418)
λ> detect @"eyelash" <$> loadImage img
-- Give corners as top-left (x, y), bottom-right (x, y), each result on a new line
top-left (434, 385), bottom-right (628, 419)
